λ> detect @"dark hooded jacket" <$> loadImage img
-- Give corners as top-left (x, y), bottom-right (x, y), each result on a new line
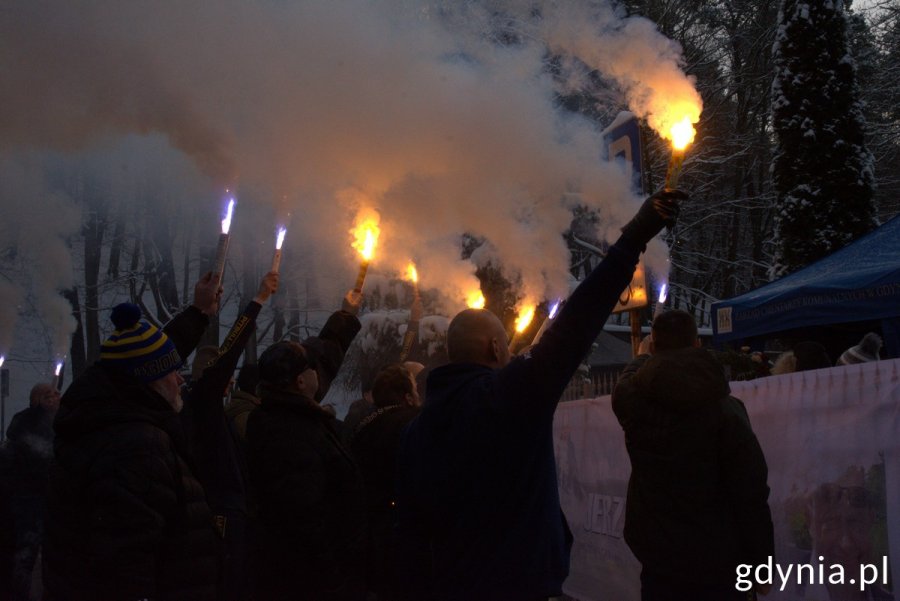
top-left (245, 308), bottom-right (363, 600)
top-left (246, 388), bottom-right (367, 600)
top-left (396, 234), bottom-right (643, 599)
top-left (42, 363), bottom-right (218, 601)
top-left (611, 347), bottom-right (774, 584)
top-left (43, 305), bottom-right (217, 601)
top-left (350, 404), bottom-right (420, 598)
top-left (5, 404), bottom-right (55, 497)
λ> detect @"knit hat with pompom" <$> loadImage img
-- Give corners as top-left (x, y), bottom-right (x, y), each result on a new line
top-left (837, 332), bottom-right (883, 366)
top-left (100, 303), bottom-right (182, 382)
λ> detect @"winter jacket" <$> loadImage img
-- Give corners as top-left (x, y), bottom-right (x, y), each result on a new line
top-left (350, 405), bottom-right (420, 599)
top-left (611, 347), bottom-right (774, 585)
top-left (224, 389), bottom-right (259, 441)
top-left (180, 301), bottom-right (266, 601)
top-left (42, 363), bottom-right (219, 601)
top-left (5, 405), bottom-right (55, 496)
top-left (343, 397), bottom-right (375, 438)
top-left (246, 388), bottom-right (367, 600)
top-left (396, 233), bottom-right (644, 599)
top-left (181, 300), bottom-right (261, 516)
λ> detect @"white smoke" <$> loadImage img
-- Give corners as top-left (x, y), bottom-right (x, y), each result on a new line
top-left (0, 156), bottom-right (80, 356)
top-left (0, 279), bottom-right (24, 354)
top-left (1, 0), bottom-right (700, 317)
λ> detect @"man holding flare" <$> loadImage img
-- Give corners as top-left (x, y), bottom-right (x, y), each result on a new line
top-left (396, 188), bottom-right (685, 600)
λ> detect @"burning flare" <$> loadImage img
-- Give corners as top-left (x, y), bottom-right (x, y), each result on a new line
top-left (663, 114), bottom-right (698, 190)
top-left (350, 209), bottom-right (381, 292)
top-left (548, 299), bottom-right (562, 320)
top-left (271, 226), bottom-right (288, 273)
top-left (651, 97), bottom-right (702, 150)
top-left (514, 304), bottom-right (536, 334)
top-left (406, 263), bottom-right (418, 284)
top-left (668, 116), bottom-right (696, 152)
top-left (466, 290), bottom-right (486, 310)
top-left (653, 282), bottom-right (669, 320)
top-left (0, 355), bottom-right (5, 369)
top-left (351, 214), bottom-right (381, 262)
top-left (221, 197), bottom-right (236, 235)
top-left (55, 361), bottom-right (63, 377)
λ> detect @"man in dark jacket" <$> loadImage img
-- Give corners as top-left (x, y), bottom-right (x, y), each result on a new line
top-left (182, 271), bottom-right (278, 601)
top-left (5, 382), bottom-right (59, 600)
top-left (611, 309), bottom-right (774, 601)
top-left (246, 292), bottom-right (364, 601)
top-left (350, 363), bottom-right (421, 601)
top-left (396, 190), bottom-right (683, 600)
top-left (43, 273), bottom-right (221, 601)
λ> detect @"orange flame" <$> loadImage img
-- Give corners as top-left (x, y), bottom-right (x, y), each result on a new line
top-left (406, 263), bottom-right (418, 283)
top-left (350, 212), bottom-right (380, 261)
top-left (466, 290), bottom-right (486, 309)
top-left (514, 304), bottom-right (536, 333)
top-left (669, 116), bottom-right (695, 151)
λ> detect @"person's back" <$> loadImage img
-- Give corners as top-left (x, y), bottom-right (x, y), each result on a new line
top-left (350, 364), bottom-right (422, 601)
top-left (397, 190), bottom-right (684, 599)
top-left (401, 359), bottom-right (572, 598)
top-left (612, 310), bottom-right (773, 600)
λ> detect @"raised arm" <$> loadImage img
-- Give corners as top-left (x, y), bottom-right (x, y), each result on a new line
top-left (163, 272), bottom-right (222, 360)
top-left (192, 271), bottom-right (279, 405)
top-left (496, 190), bottom-right (684, 412)
top-left (302, 289), bottom-right (363, 401)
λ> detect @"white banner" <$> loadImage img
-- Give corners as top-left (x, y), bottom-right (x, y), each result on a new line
top-left (554, 358), bottom-right (900, 601)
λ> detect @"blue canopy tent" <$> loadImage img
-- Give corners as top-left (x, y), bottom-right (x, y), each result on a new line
top-left (712, 214), bottom-right (900, 359)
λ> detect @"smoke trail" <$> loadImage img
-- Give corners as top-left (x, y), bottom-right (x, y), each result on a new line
top-left (0, 1), bottom-right (236, 183)
top-left (0, 279), bottom-right (23, 354)
top-left (0, 0), bottom-right (701, 315)
top-left (0, 156), bottom-right (80, 356)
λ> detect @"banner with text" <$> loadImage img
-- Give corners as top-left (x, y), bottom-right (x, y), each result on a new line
top-left (555, 358), bottom-right (900, 601)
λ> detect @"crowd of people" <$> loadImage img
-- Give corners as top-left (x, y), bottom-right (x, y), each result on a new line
top-left (0, 187), bottom-right (885, 601)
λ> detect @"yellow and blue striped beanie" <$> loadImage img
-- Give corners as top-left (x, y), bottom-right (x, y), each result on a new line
top-left (101, 303), bottom-right (182, 383)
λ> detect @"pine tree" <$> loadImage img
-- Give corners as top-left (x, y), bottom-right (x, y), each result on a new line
top-left (770, 0), bottom-right (876, 276)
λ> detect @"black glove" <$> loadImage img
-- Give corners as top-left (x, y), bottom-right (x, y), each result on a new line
top-left (620, 189), bottom-right (686, 245)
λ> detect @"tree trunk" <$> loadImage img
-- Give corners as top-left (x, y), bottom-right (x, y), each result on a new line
top-left (152, 218), bottom-right (180, 314)
top-left (62, 288), bottom-right (87, 378)
top-left (83, 203), bottom-right (107, 364)
top-left (107, 201), bottom-right (127, 279)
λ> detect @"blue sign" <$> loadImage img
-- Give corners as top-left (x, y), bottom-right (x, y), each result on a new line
top-left (603, 115), bottom-right (644, 194)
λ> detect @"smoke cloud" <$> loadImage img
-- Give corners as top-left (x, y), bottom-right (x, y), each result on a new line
top-left (0, 156), bottom-right (80, 356)
top-left (1, 0), bottom-right (700, 317)
top-left (0, 279), bottom-right (23, 355)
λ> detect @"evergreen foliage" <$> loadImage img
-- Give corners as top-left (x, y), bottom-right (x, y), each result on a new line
top-left (770, 0), bottom-right (876, 275)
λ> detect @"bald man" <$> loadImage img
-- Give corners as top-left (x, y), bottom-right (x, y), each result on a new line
top-left (396, 189), bottom-right (684, 600)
